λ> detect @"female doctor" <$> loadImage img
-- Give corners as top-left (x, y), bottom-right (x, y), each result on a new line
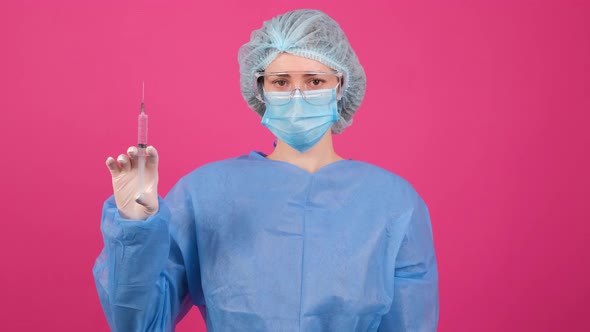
top-left (94, 9), bottom-right (439, 332)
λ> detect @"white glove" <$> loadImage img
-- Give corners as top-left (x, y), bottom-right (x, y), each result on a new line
top-left (106, 145), bottom-right (159, 220)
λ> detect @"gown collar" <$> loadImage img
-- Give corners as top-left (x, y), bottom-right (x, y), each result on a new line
top-left (248, 151), bottom-right (352, 175)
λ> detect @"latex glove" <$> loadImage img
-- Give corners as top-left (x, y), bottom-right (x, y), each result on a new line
top-left (106, 146), bottom-right (159, 220)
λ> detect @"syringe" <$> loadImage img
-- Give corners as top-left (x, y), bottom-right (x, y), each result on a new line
top-left (137, 81), bottom-right (148, 199)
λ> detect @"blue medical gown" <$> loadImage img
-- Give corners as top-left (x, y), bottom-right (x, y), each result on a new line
top-left (93, 152), bottom-right (438, 331)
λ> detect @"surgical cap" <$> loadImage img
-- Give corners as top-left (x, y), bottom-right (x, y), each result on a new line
top-left (238, 9), bottom-right (366, 134)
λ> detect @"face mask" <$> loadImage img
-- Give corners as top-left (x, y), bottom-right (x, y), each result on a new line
top-left (261, 88), bottom-right (339, 153)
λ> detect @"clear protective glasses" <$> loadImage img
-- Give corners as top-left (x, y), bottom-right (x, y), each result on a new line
top-left (254, 71), bottom-right (343, 106)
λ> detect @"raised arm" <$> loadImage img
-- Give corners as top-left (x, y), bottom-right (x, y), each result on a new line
top-left (93, 146), bottom-right (203, 331)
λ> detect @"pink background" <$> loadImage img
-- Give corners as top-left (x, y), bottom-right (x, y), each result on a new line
top-left (1, 0), bottom-right (589, 331)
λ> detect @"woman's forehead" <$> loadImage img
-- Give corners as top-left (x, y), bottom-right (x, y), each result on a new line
top-left (265, 53), bottom-right (332, 72)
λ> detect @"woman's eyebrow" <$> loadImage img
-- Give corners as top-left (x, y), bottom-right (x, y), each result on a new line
top-left (267, 73), bottom-right (323, 78)
top-left (267, 73), bottom-right (292, 78)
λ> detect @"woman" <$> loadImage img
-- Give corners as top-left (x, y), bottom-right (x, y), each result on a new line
top-left (94, 9), bottom-right (438, 331)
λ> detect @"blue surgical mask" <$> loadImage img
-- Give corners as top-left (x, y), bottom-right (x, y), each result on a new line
top-left (261, 88), bottom-right (339, 153)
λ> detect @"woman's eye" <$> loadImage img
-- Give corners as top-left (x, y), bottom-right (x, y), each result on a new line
top-left (308, 78), bottom-right (325, 88)
top-left (273, 80), bottom-right (288, 87)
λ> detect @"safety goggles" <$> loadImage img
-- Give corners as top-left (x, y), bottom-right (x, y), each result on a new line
top-left (254, 71), bottom-right (343, 105)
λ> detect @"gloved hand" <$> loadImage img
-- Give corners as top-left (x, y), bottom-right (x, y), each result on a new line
top-left (106, 146), bottom-right (159, 220)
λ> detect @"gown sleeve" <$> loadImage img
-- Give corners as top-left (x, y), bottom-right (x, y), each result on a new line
top-left (379, 195), bottom-right (439, 332)
top-left (92, 178), bottom-right (203, 331)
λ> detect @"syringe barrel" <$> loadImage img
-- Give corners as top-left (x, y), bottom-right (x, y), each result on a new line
top-left (138, 112), bottom-right (148, 147)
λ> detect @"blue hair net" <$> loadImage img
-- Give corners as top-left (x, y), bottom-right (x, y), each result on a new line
top-left (238, 9), bottom-right (366, 134)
